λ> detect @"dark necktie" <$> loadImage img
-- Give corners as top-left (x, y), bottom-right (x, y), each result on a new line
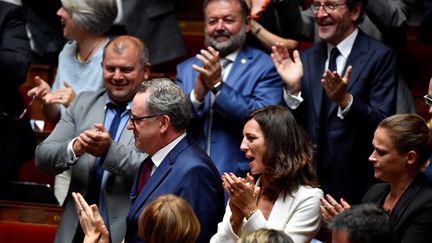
top-left (137, 157), bottom-right (153, 194)
top-left (328, 47), bottom-right (340, 72)
top-left (87, 103), bottom-right (126, 225)
top-left (318, 47), bottom-right (340, 172)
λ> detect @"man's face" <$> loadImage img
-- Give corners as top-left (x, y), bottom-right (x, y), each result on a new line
top-left (314, 1), bottom-right (361, 45)
top-left (102, 45), bottom-right (149, 105)
top-left (127, 92), bottom-right (161, 155)
top-left (204, 0), bottom-right (249, 57)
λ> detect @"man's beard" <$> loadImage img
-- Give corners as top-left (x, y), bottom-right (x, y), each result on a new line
top-left (205, 27), bottom-right (247, 57)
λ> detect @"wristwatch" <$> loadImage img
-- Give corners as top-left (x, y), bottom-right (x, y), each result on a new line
top-left (211, 81), bottom-right (224, 94)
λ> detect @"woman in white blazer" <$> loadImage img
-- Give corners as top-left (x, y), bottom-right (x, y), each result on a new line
top-left (211, 105), bottom-right (323, 243)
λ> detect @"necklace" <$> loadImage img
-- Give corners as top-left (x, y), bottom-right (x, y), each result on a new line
top-left (76, 38), bottom-right (104, 62)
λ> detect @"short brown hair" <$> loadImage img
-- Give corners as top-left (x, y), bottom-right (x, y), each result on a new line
top-left (138, 194), bottom-right (201, 243)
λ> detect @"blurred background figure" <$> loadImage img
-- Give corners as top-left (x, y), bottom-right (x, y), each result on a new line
top-left (237, 228), bottom-right (294, 243)
top-left (321, 113), bottom-right (432, 243)
top-left (73, 193), bottom-right (201, 243)
top-left (27, 0), bottom-right (118, 205)
top-left (211, 105), bottom-right (322, 243)
top-left (21, 0), bottom-right (65, 64)
top-left (0, 0), bottom-right (36, 183)
top-left (246, 0), bottom-right (302, 52)
top-left (329, 204), bottom-right (396, 243)
top-left (113, 0), bottom-right (186, 70)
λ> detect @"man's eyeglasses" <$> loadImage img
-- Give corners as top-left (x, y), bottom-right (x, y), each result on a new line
top-left (311, 1), bottom-right (347, 13)
top-left (128, 110), bottom-right (161, 127)
top-left (423, 95), bottom-right (432, 107)
top-left (0, 95), bottom-right (35, 120)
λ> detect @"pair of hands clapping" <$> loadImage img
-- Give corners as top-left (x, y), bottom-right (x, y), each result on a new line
top-left (28, 76), bottom-right (76, 108)
top-left (320, 194), bottom-right (351, 223)
top-left (222, 172), bottom-right (260, 232)
top-left (72, 192), bottom-right (109, 243)
top-left (271, 43), bottom-right (353, 108)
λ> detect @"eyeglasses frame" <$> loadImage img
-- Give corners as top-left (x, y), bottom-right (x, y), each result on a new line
top-left (311, 1), bottom-right (347, 14)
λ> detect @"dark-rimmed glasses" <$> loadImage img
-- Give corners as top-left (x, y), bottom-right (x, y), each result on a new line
top-left (128, 110), bottom-right (161, 127)
top-left (311, 1), bottom-right (347, 13)
top-left (424, 95), bottom-right (432, 106)
top-left (0, 95), bottom-right (35, 120)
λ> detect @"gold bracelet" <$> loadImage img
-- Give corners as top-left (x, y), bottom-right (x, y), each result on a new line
top-left (246, 209), bottom-right (258, 220)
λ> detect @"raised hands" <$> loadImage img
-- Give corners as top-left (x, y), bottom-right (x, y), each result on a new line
top-left (320, 194), bottom-right (351, 223)
top-left (321, 65), bottom-right (353, 108)
top-left (271, 43), bottom-right (302, 94)
top-left (72, 192), bottom-right (109, 243)
top-left (73, 123), bottom-right (112, 157)
top-left (192, 46), bottom-right (222, 101)
top-left (44, 80), bottom-right (77, 108)
top-left (27, 76), bottom-right (51, 100)
top-left (222, 172), bottom-right (260, 232)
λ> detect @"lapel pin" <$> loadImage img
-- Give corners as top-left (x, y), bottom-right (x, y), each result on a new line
top-left (241, 58), bottom-right (246, 64)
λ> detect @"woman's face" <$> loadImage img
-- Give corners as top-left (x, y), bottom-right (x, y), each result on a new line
top-left (369, 127), bottom-right (409, 182)
top-left (240, 118), bottom-right (267, 175)
top-left (57, 6), bottom-right (82, 40)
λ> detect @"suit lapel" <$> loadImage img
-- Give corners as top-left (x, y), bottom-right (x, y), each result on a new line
top-left (127, 136), bottom-right (192, 219)
top-left (310, 42), bottom-right (327, 119)
top-left (328, 31), bottom-right (370, 115)
top-left (390, 176), bottom-right (423, 228)
top-left (224, 44), bottom-right (253, 90)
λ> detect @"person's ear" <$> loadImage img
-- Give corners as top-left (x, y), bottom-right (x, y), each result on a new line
top-left (159, 115), bottom-right (170, 133)
top-left (406, 150), bottom-right (418, 166)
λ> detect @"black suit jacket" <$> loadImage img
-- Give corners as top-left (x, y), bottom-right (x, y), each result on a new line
top-left (119, 0), bottom-right (185, 65)
top-left (0, 2), bottom-right (35, 180)
top-left (296, 30), bottom-right (397, 203)
top-left (363, 175), bottom-right (432, 243)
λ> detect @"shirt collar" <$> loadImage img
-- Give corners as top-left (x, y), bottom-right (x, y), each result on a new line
top-left (150, 133), bottom-right (187, 168)
top-left (103, 93), bottom-right (132, 111)
top-left (327, 28), bottom-right (358, 59)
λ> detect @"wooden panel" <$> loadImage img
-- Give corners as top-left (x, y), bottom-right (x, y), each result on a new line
top-left (0, 200), bottom-right (62, 226)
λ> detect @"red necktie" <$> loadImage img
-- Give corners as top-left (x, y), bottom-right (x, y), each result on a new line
top-left (137, 157), bottom-right (153, 193)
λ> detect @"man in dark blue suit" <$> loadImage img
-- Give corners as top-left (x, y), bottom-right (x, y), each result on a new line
top-left (124, 79), bottom-right (224, 243)
top-left (272, 0), bottom-right (397, 203)
top-left (176, 0), bottom-right (283, 176)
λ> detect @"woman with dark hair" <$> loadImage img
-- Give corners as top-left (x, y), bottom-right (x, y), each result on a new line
top-left (211, 105), bottom-right (322, 243)
top-left (321, 114), bottom-right (432, 242)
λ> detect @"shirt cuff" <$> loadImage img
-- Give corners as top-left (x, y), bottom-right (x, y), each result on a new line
top-left (190, 89), bottom-right (204, 110)
top-left (67, 138), bottom-right (80, 165)
top-left (337, 96), bottom-right (353, 119)
top-left (283, 89), bottom-right (303, 109)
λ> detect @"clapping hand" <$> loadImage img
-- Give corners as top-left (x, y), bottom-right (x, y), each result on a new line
top-left (321, 65), bottom-right (353, 108)
top-left (72, 192), bottom-right (109, 243)
top-left (320, 194), bottom-right (351, 223)
top-left (271, 43), bottom-right (303, 94)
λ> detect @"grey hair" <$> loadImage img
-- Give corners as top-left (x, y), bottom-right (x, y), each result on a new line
top-left (137, 79), bottom-right (191, 130)
top-left (61, 0), bottom-right (117, 35)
